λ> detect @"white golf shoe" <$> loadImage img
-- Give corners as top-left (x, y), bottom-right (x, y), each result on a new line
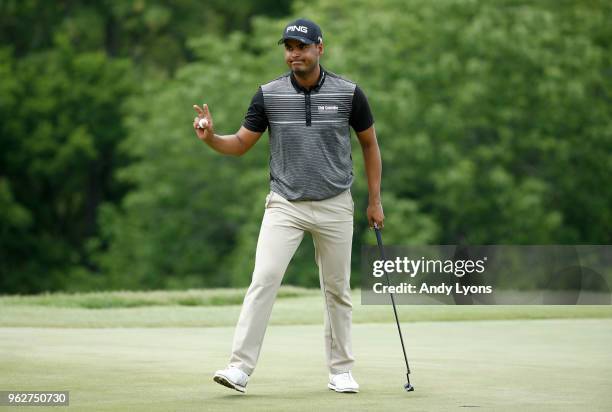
top-left (213, 365), bottom-right (249, 393)
top-left (328, 371), bottom-right (359, 393)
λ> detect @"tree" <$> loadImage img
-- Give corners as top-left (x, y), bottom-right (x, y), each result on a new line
top-left (0, 44), bottom-right (134, 292)
top-left (99, 0), bottom-right (611, 290)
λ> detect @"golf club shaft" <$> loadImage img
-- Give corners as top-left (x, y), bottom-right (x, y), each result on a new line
top-left (374, 227), bottom-right (412, 377)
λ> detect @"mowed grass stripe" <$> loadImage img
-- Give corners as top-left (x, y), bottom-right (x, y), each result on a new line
top-left (1, 289), bottom-right (611, 328)
top-left (0, 286), bottom-right (318, 309)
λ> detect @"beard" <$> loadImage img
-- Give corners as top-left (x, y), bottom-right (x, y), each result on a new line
top-left (291, 61), bottom-right (317, 77)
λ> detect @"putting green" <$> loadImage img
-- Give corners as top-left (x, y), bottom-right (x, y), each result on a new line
top-left (2, 319), bottom-right (611, 411)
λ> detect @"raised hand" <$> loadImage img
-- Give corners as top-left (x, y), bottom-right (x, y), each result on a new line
top-left (193, 103), bottom-right (214, 141)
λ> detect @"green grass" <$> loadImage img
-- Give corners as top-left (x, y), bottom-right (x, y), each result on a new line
top-left (1, 320), bottom-right (611, 411)
top-left (1, 287), bottom-right (611, 328)
top-left (1, 288), bottom-right (612, 411)
top-left (0, 286), bottom-right (318, 309)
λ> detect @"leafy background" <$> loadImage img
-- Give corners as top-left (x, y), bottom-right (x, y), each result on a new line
top-left (1, 0), bottom-right (610, 293)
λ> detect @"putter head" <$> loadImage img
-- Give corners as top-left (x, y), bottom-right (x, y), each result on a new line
top-left (404, 382), bottom-right (415, 392)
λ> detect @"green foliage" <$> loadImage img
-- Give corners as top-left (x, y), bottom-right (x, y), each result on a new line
top-left (0, 44), bottom-right (134, 292)
top-left (1, 1), bottom-right (292, 293)
top-left (2, 0), bottom-right (611, 292)
top-left (95, 27), bottom-right (284, 289)
top-left (99, 0), bottom-right (611, 291)
top-left (308, 0), bottom-right (612, 246)
top-left (0, 0), bottom-right (292, 72)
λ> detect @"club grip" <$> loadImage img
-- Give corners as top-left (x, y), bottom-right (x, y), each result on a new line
top-left (374, 227), bottom-right (386, 260)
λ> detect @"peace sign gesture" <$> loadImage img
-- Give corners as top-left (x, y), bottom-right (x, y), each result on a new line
top-left (193, 103), bottom-right (214, 141)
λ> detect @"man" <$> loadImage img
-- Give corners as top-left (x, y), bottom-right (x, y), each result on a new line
top-left (193, 18), bottom-right (384, 394)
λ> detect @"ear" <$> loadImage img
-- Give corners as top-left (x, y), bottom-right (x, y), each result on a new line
top-left (317, 42), bottom-right (324, 56)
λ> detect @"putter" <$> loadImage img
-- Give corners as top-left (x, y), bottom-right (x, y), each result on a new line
top-left (373, 223), bottom-right (415, 392)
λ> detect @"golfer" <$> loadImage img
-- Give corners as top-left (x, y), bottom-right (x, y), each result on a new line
top-left (193, 18), bottom-right (384, 394)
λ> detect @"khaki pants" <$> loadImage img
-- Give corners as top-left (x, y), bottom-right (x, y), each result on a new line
top-left (228, 189), bottom-right (355, 376)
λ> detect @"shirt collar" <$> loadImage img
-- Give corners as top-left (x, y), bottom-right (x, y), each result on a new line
top-left (290, 65), bottom-right (326, 93)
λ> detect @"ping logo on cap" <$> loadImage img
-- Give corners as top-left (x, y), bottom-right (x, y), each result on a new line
top-left (278, 19), bottom-right (322, 45)
top-left (287, 25), bottom-right (308, 33)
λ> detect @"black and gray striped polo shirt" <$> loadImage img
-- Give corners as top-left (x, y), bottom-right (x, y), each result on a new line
top-left (243, 66), bottom-right (374, 201)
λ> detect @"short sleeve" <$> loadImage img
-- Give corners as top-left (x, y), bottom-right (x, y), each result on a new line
top-left (349, 85), bottom-right (374, 133)
top-left (242, 87), bottom-right (268, 133)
